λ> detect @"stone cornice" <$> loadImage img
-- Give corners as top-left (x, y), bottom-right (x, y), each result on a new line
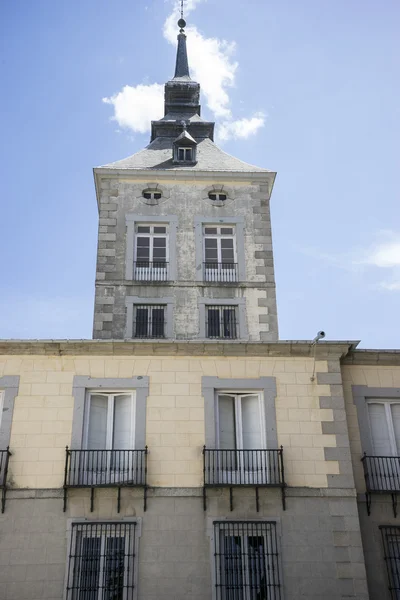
top-left (0, 339), bottom-right (357, 359)
top-left (342, 349), bottom-right (400, 366)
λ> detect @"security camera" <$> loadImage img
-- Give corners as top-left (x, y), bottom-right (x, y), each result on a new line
top-left (312, 331), bottom-right (326, 344)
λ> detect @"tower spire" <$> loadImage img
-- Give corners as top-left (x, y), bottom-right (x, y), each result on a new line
top-left (174, 9), bottom-right (190, 80)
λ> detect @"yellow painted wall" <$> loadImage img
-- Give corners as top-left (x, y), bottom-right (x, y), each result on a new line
top-left (342, 365), bottom-right (400, 492)
top-left (0, 355), bottom-right (339, 489)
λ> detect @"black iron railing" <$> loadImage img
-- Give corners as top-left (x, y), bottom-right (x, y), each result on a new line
top-left (64, 447), bottom-right (148, 512)
top-left (203, 447), bottom-right (286, 511)
top-left (133, 304), bottom-right (165, 338)
top-left (206, 305), bottom-right (238, 339)
top-left (362, 454), bottom-right (400, 517)
top-left (203, 262), bottom-right (238, 283)
top-left (214, 521), bottom-right (282, 600)
top-left (133, 261), bottom-right (169, 281)
top-left (66, 521), bottom-right (137, 600)
top-left (380, 525), bottom-right (400, 599)
top-left (0, 448), bottom-right (11, 513)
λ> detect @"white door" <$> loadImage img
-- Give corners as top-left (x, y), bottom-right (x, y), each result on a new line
top-left (203, 226), bottom-right (237, 282)
top-left (134, 224), bottom-right (168, 281)
top-left (84, 393), bottom-right (135, 485)
top-left (368, 401), bottom-right (400, 490)
top-left (217, 393), bottom-right (267, 484)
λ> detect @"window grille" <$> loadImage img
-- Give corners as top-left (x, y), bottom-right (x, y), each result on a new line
top-left (66, 521), bottom-right (137, 600)
top-left (133, 305), bottom-right (165, 338)
top-left (381, 526), bottom-right (400, 599)
top-left (213, 521), bottom-right (282, 600)
top-left (206, 306), bottom-right (237, 339)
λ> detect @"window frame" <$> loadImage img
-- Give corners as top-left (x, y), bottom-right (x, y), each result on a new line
top-left (64, 518), bottom-right (141, 600)
top-left (353, 386), bottom-right (400, 455)
top-left (209, 519), bottom-right (283, 600)
top-left (125, 297), bottom-right (175, 339)
top-left (194, 216), bottom-right (246, 282)
top-left (216, 391), bottom-right (267, 450)
top-left (84, 391), bottom-right (136, 451)
top-left (198, 298), bottom-right (248, 341)
top-left (125, 215), bottom-right (178, 282)
top-left (202, 377), bottom-right (278, 450)
top-left (203, 225), bottom-right (237, 269)
top-left (71, 377), bottom-right (149, 451)
top-left (134, 223), bottom-right (169, 266)
top-left (367, 399), bottom-right (400, 456)
top-left (0, 376), bottom-right (19, 449)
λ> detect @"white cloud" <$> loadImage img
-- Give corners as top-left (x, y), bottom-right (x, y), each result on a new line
top-left (218, 113), bottom-right (266, 142)
top-left (360, 241), bottom-right (400, 268)
top-left (102, 83), bottom-right (164, 134)
top-left (378, 281), bottom-right (400, 291)
top-left (102, 0), bottom-right (265, 140)
top-left (163, 2), bottom-right (237, 119)
top-left (301, 231), bottom-right (400, 292)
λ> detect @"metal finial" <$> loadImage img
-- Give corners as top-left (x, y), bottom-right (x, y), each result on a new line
top-left (178, 0), bottom-right (186, 32)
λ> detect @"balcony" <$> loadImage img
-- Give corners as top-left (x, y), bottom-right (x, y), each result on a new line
top-left (64, 447), bottom-right (148, 512)
top-left (203, 262), bottom-right (238, 283)
top-left (362, 454), bottom-right (400, 516)
top-left (133, 261), bottom-right (169, 282)
top-left (203, 447), bottom-right (286, 511)
top-left (0, 448), bottom-right (11, 513)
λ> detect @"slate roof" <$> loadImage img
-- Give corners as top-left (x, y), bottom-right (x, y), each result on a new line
top-left (98, 137), bottom-right (271, 173)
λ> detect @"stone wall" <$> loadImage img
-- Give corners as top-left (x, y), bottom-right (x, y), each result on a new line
top-left (93, 175), bottom-right (278, 341)
top-left (0, 487), bottom-right (368, 600)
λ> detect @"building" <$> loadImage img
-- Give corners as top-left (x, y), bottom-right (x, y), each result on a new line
top-left (0, 16), bottom-right (399, 600)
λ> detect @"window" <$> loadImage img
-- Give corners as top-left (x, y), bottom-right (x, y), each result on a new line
top-left (178, 147), bottom-right (193, 161)
top-left (204, 225), bottom-right (237, 282)
top-left (381, 526), bottom-right (400, 600)
top-left (142, 189), bottom-right (162, 201)
top-left (368, 400), bottom-right (400, 456)
top-left (213, 521), bottom-right (282, 600)
top-left (217, 393), bottom-right (265, 451)
top-left (209, 192), bottom-right (227, 202)
top-left (133, 304), bottom-right (165, 338)
top-left (206, 305), bottom-right (238, 339)
top-left (134, 224), bottom-right (168, 281)
top-left (66, 521), bottom-right (138, 600)
top-left (194, 217), bottom-right (245, 283)
top-left (85, 392), bottom-right (135, 451)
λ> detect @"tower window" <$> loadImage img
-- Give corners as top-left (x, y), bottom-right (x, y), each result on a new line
top-left (209, 192), bottom-right (227, 202)
top-left (178, 147), bottom-right (193, 162)
top-left (142, 189), bottom-right (162, 201)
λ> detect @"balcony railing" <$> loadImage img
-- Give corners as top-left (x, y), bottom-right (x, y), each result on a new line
top-left (64, 447), bottom-right (148, 512)
top-left (0, 448), bottom-right (11, 513)
top-left (203, 262), bottom-right (238, 283)
top-left (362, 454), bottom-right (400, 517)
top-left (203, 447), bottom-right (286, 511)
top-left (133, 261), bottom-right (169, 282)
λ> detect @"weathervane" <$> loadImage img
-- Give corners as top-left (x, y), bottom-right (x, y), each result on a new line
top-left (178, 0), bottom-right (186, 32)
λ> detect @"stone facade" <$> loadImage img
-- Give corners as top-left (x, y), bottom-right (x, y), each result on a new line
top-left (0, 341), bottom-right (386, 600)
top-left (92, 175), bottom-right (278, 342)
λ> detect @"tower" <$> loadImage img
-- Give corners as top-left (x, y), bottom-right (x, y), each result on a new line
top-left (93, 19), bottom-right (278, 342)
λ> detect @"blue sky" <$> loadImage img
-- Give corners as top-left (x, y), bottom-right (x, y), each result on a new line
top-left (0, 0), bottom-right (399, 347)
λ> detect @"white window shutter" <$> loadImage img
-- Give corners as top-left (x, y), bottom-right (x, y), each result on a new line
top-left (391, 404), bottom-right (400, 455)
top-left (241, 395), bottom-right (262, 449)
top-left (87, 395), bottom-right (108, 450)
top-left (113, 395), bottom-right (133, 449)
top-left (218, 395), bottom-right (236, 449)
top-left (368, 403), bottom-right (391, 455)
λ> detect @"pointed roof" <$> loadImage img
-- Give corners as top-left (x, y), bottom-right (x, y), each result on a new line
top-left (173, 21), bottom-right (191, 80)
top-left (97, 137), bottom-right (271, 173)
top-left (96, 17), bottom-right (274, 177)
